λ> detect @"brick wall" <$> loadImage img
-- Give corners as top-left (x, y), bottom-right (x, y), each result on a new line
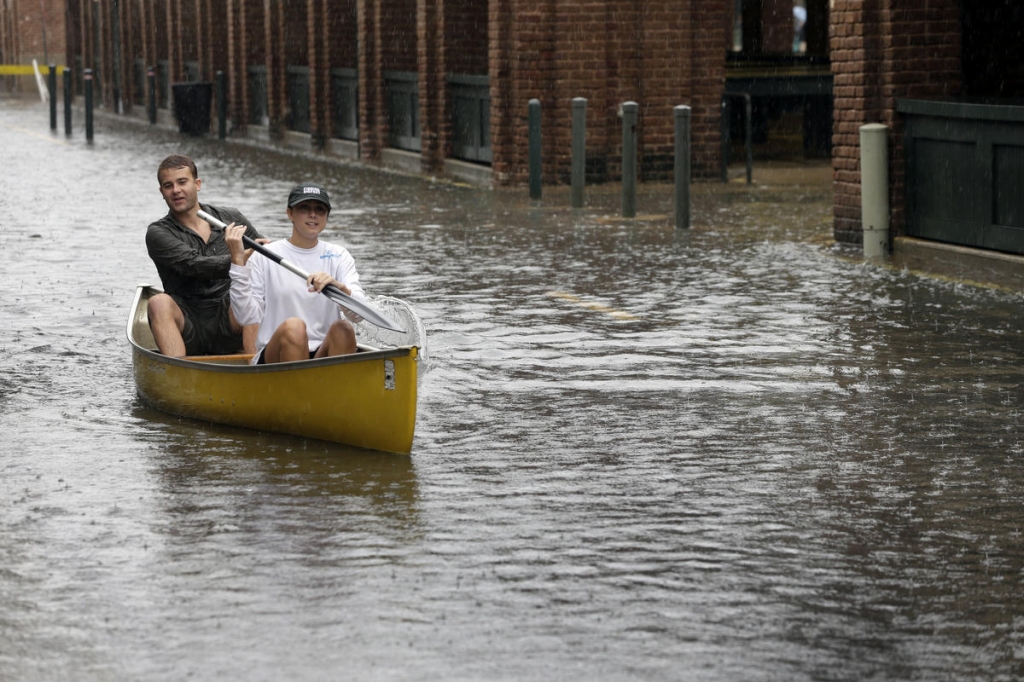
top-left (357, 0), bottom-right (383, 158)
top-left (689, 1), bottom-right (728, 179)
top-left (553, 0), bottom-right (613, 182)
top-left (3, 0), bottom-right (67, 68)
top-left (309, 0), bottom-right (328, 143)
top-left (265, 0), bottom-right (285, 134)
top-left (638, 1), bottom-right (690, 178)
top-left (830, 1), bottom-right (871, 243)
top-left (419, 0), bottom-right (442, 168)
top-left (381, 0), bottom-right (416, 72)
top-left (489, 0), bottom-right (556, 184)
top-left (488, 0), bottom-right (528, 184)
top-left (0, 6), bottom-right (11, 87)
top-left (64, 0), bottom-right (731, 187)
top-left (490, 0), bottom-right (724, 186)
top-left (305, 0), bottom-right (358, 144)
top-left (353, 0), bottom-right (415, 162)
top-left (283, 3), bottom-right (307, 67)
top-left (445, 0), bottom-right (487, 77)
top-left (830, 0), bottom-right (961, 244)
top-left (207, 1), bottom-right (231, 83)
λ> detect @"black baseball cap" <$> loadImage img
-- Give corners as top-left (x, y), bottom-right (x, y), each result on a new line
top-left (287, 182), bottom-right (331, 212)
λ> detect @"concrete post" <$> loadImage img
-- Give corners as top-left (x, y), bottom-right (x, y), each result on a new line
top-left (720, 98), bottom-right (730, 183)
top-left (147, 67), bottom-right (157, 125)
top-left (571, 98), bottom-right (587, 208)
top-left (84, 69), bottom-right (94, 143)
top-left (860, 124), bottom-right (890, 258)
top-left (48, 65), bottom-right (57, 130)
top-left (63, 68), bottom-right (72, 136)
top-left (742, 95), bottom-right (753, 185)
top-left (528, 99), bottom-right (542, 200)
top-left (621, 101), bottom-right (638, 218)
top-left (217, 71), bottom-right (227, 140)
top-left (674, 105), bottom-right (691, 229)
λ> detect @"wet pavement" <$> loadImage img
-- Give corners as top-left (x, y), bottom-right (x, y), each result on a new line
top-left (2, 96), bottom-right (1024, 681)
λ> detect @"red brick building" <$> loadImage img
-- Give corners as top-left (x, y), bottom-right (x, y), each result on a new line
top-left (0, 0), bottom-right (66, 91)
top-left (52, 1), bottom-right (1024, 255)
top-left (830, 1), bottom-right (1024, 255)
top-left (829, 1), bottom-right (963, 243)
top-left (62, 0), bottom-right (735, 183)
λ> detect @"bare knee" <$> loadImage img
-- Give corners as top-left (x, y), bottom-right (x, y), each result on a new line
top-left (280, 317), bottom-right (308, 347)
top-left (147, 294), bottom-right (183, 330)
top-left (322, 319), bottom-right (357, 356)
top-left (265, 318), bottom-right (310, 363)
top-left (147, 293), bottom-right (176, 321)
top-left (146, 294), bottom-right (186, 356)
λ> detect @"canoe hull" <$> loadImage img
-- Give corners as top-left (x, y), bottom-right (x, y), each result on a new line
top-left (127, 285), bottom-right (418, 453)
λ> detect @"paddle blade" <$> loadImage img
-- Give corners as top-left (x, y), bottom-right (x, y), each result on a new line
top-left (354, 296), bottom-right (428, 363)
top-left (322, 284), bottom-right (406, 333)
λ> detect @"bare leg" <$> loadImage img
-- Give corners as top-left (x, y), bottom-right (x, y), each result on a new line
top-left (262, 317), bottom-right (311, 363)
top-left (229, 307), bottom-right (259, 355)
top-left (241, 325), bottom-right (259, 355)
top-left (147, 294), bottom-right (187, 357)
top-left (314, 319), bottom-right (358, 358)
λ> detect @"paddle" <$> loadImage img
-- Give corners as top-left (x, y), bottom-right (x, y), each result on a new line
top-left (198, 209), bottom-right (406, 333)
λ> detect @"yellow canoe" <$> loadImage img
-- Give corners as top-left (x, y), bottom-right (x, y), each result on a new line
top-left (126, 285), bottom-right (418, 454)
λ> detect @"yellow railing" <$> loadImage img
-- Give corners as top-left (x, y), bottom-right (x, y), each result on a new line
top-left (0, 64), bottom-right (67, 76)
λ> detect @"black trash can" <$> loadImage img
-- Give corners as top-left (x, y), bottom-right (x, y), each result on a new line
top-left (171, 81), bottom-right (213, 136)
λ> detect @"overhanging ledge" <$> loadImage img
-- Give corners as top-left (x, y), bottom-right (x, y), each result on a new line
top-left (897, 98), bottom-right (1024, 123)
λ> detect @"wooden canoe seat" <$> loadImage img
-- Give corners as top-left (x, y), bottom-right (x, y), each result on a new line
top-left (184, 353), bottom-right (255, 365)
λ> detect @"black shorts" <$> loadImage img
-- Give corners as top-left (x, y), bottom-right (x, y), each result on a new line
top-left (175, 294), bottom-right (242, 356)
top-left (255, 346), bottom-right (319, 364)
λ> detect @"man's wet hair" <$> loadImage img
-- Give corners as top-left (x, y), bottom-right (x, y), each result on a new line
top-left (158, 154), bottom-right (198, 180)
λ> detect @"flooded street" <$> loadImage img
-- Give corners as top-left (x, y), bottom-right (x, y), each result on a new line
top-left (3, 97), bottom-right (1024, 681)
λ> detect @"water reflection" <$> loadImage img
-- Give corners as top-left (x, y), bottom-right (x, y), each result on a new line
top-left (133, 403), bottom-right (420, 547)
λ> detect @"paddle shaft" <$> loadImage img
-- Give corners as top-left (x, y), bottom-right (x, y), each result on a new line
top-left (198, 209), bottom-right (405, 333)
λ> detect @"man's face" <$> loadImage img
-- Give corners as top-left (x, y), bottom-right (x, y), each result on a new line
top-left (158, 166), bottom-right (202, 215)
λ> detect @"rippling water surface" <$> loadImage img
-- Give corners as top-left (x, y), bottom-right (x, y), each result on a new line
top-left (2, 98), bottom-right (1024, 681)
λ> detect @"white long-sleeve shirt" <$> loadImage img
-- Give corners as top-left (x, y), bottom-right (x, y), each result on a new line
top-left (229, 239), bottom-right (367, 363)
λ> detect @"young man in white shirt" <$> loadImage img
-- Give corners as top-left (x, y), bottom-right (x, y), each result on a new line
top-left (225, 182), bottom-right (367, 364)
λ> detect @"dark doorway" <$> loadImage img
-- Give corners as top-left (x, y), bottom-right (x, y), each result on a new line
top-left (901, 1), bottom-right (1024, 255)
top-left (726, 0), bottom-right (832, 161)
top-left (961, 1), bottom-right (1024, 99)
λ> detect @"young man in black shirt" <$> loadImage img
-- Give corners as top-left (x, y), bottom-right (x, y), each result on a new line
top-left (145, 154), bottom-right (264, 356)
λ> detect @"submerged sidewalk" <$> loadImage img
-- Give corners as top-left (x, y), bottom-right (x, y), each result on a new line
top-left (728, 159), bottom-right (1024, 296)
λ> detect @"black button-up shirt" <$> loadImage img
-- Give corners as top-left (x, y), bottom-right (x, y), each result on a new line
top-left (145, 203), bottom-right (263, 301)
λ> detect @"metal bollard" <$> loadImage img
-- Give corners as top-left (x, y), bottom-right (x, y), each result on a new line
top-left (217, 70), bottom-right (227, 140)
top-left (621, 102), bottom-right (638, 218)
top-left (147, 66), bottom-right (157, 125)
top-left (48, 65), bottom-right (57, 130)
top-left (674, 105), bottom-right (691, 230)
top-left (720, 98), bottom-right (730, 183)
top-left (84, 69), bottom-right (94, 143)
top-left (63, 68), bottom-right (72, 136)
top-left (571, 97), bottom-right (587, 208)
top-left (742, 94), bottom-right (753, 185)
top-left (528, 99), bottom-right (542, 200)
top-left (860, 124), bottom-right (890, 258)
